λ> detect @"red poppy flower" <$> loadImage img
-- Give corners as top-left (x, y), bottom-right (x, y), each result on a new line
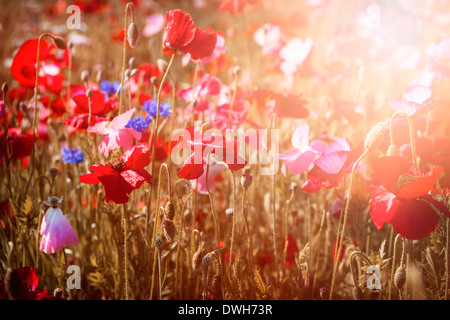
top-left (252, 90), bottom-right (309, 119)
top-left (80, 142), bottom-right (152, 204)
top-left (256, 249), bottom-right (273, 267)
top-left (0, 128), bottom-right (33, 160)
top-left (369, 156), bottom-right (449, 239)
top-left (162, 9), bottom-right (217, 60)
top-left (63, 90), bottom-right (116, 132)
top-left (0, 266), bottom-right (51, 300)
top-left (11, 38), bottom-right (67, 90)
top-left (219, 0), bottom-right (257, 14)
top-left (176, 131), bottom-right (247, 180)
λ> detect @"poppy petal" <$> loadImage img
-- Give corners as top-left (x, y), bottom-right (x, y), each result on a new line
top-left (369, 188), bottom-right (400, 230)
top-left (178, 152), bottom-right (205, 180)
top-left (397, 166), bottom-right (444, 199)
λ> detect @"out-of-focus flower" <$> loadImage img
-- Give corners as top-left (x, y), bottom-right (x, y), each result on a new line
top-left (254, 90), bottom-right (309, 119)
top-left (279, 38), bottom-right (313, 75)
top-left (142, 13), bottom-right (165, 37)
top-left (162, 9), bottom-right (217, 60)
top-left (87, 108), bottom-right (142, 158)
top-left (254, 23), bottom-right (283, 56)
top-left (80, 142), bottom-right (152, 204)
top-left (387, 86), bottom-right (433, 116)
top-left (276, 123), bottom-right (327, 176)
top-left (142, 99), bottom-right (171, 119)
top-left (40, 196), bottom-right (79, 254)
top-left (426, 38), bottom-right (450, 78)
top-left (99, 80), bottom-right (122, 96)
top-left (0, 128), bottom-right (33, 160)
top-left (61, 147), bottom-right (84, 164)
top-left (219, 0), bottom-right (257, 14)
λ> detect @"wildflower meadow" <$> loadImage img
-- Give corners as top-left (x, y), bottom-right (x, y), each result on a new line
top-left (1, 0), bottom-right (450, 304)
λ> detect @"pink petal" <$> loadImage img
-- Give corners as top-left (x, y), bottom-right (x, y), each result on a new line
top-left (287, 150), bottom-right (317, 174)
top-left (314, 151), bottom-right (348, 175)
top-left (111, 108), bottom-right (136, 131)
top-left (291, 123), bottom-right (309, 150)
top-left (40, 208), bottom-right (79, 254)
top-left (87, 120), bottom-right (111, 135)
top-left (369, 188), bottom-right (399, 230)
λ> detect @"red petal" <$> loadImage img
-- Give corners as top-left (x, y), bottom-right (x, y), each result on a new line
top-left (178, 152), bottom-right (205, 180)
top-left (182, 28), bottom-right (217, 60)
top-left (369, 188), bottom-right (400, 230)
top-left (122, 142), bottom-right (151, 169)
top-left (162, 9), bottom-right (196, 54)
top-left (397, 166), bottom-right (444, 199)
top-left (72, 91), bottom-right (106, 115)
top-left (371, 156), bottom-right (415, 194)
top-left (98, 172), bottom-right (134, 204)
top-left (390, 198), bottom-right (439, 239)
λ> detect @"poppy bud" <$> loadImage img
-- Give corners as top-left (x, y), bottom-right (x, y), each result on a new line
top-left (202, 253), bottom-right (213, 267)
top-left (394, 266), bottom-right (406, 290)
top-left (163, 219), bottom-right (176, 243)
top-left (319, 287), bottom-right (328, 300)
top-left (155, 236), bottom-right (165, 250)
top-left (96, 70), bottom-right (104, 83)
top-left (127, 22), bottom-right (139, 48)
top-left (52, 36), bottom-right (67, 50)
top-left (86, 88), bottom-right (93, 98)
top-left (184, 209), bottom-right (193, 225)
top-left (233, 66), bottom-right (241, 77)
top-left (291, 182), bottom-right (298, 191)
top-left (157, 59), bottom-right (168, 74)
top-left (386, 144), bottom-right (400, 157)
top-left (49, 167), bottom-right (59, 179)
top-left (165, 201), bottom-right (175, 220)
top-left (150, 76), bottom-right (158, 87)
top-left (128, 57), bottom-right (135, 68)
top-left (2, 82), bottom-right (8, 94)
top-left (353, 286), bottom-right (363, 300)
top-left (364, 122), bottom-right (387, 151)
top-left (81, 70), bottom-right (90, 82)
top-left (241, 173), bottom-right (253, 189)
top-left (130, 68), bottom-right (139, 77)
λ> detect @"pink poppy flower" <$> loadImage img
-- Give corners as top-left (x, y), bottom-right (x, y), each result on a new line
top-left (279, 38), bottom-right (313, 75)
top-left (87, 108), bottom-right (142, 158)
top-left (40, 197), bottom-right (79, 254)
top-left (387, 86), bottom-right (433, 116)
top-left (190, 157), bottom-right (227, 194)
top-left (276, 123), bottom-right (327, 176)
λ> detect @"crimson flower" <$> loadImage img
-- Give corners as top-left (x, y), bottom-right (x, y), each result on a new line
top-left (0, 266), bottom-right (55, 300)
top-left (0, 128), bottom-right (33, 160)
top-left (162, 9), bottom-right (217, 60)
top-left (369, 156), bottom-right (449, 239)
top-left (219, 0), bottom-right (257, 14)
top-left (177, 131), bottom-right (246, 180)
top-left (80, 142), bottom-right (151, 204)
top-left (11, 38), bottom-right (67, 90)
top-left (63, 90), bottom-right (116, 132)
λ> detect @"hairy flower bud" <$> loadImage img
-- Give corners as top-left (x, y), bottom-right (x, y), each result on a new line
top-left (127, 22), bottom-right (140, 48)
top-left (364, 122), bottom-right (387, 151)
top-left (394, 266), bottom-right (406, 290)
top-left (387, 144), bottom-right (400, 157)
top-left (52, 36), bottom-right (67, 50)
top-left (165, 201), bottom-right (175, 220)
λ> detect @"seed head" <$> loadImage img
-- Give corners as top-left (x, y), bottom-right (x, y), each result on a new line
top-left (163, 219), bottom-right (176, 243)
top-left (49, 167), bottom-right (59, 179)
top-left (387, 144), bottom-right (400, 157)
top-left (364, 122), bottom-right (387, 151)
top-left (352, 286), bottom-right (363, 300)
top-left (192, 248), bottom-right (204, 271)
top-left (210, 274), bottom-right (222, 294)
top-left (86, 88), bottom-right (93, 98)
top-left (2, 83), bottom-right (8, 94)
top-left (165, 201), bottom-right (175, 220)
top-left (155, 236), bottom-right (165, 250)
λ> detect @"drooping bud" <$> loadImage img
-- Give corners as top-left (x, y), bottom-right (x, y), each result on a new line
top-left (394, 266), bottom-right (406, 290)
top-left (192, 247), bottom-right (204, 271)
top-left (81, 70), bottom-right (90, 82)
top-left (225, 208), bottom-right (233, 221)
top-left (210, 274), bottom-right (222, 294)
top-left (52, 35), bottom-right (67, 50)
top-left (127, 22), bottom-right (139, 48)
top-left (364, 122), bottom-right (387, 151)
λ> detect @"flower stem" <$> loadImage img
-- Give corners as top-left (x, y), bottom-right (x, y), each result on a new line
top-left (329, 147), bottom-right (368, 299)
top-left (146, 53), bottom-right (176, 238)
top-left (389, 111), bottom-right (418, 169)
top-left (123, 204), bottom-right (129, 300)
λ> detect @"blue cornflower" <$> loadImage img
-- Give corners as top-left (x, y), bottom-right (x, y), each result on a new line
top-left (62, 147), bottom-right (84, 164)
top-left (126, 115), bottom-right (152, 134)
top-left (99, 80), bottom-right (122, 96)
top-left (142, 99), bottom-right (171, 119)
